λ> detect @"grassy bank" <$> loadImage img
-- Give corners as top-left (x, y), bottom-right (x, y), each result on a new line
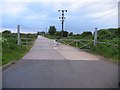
top-left (89, 43), bottom-right (118, 62)
top-left (2, 33), bottom-right (37, 65)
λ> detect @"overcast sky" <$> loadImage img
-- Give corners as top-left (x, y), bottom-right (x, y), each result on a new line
top-left (1, 0), bottom-right (119, 34)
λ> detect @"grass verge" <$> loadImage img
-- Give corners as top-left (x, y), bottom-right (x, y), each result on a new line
top-left (2, 33), bottom-right (37, 65)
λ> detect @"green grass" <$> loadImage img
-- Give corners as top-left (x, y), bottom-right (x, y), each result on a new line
top-left (2, 33), bottom-right (37, 65)
top-left (89, 44), bottom-right (118, 62)
top-left (2, 46), bottom-right (31, 65)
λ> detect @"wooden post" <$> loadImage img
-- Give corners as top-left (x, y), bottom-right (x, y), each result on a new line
top-left (94, 28), bottom-right (97, 46)
top-left (17, 25), bottom-right (21, 46)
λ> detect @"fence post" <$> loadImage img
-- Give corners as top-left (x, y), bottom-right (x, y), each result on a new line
top-left (94, 27), bottom-right (97, 46)
top-left (17, 25), bottom-right (21, 46)
top-left (76, 40), bottom-right (78, 48)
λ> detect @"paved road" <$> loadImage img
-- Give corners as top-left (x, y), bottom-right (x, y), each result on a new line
top-left (2, 36), bottom-right (118, 88)
top-left (22, 36), bottom-right (65, 60)
top-left (56, 44), bottom-right (103, 60)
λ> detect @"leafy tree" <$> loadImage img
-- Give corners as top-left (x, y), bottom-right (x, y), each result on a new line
top-left (37, 31), bottom-right (45, 35)
top-left (97, 29), bottom-right (114, 41)
top-left (63, 31), bottom-right (69, 37)
top-left (54, 31), bottom-right (68, 37)
top-left (2, 30), bottom-right (11, 34)
top-left (48, 26), bottom-right (56, 35)
top-left (41, 31), bottom-right (45, 35)
top-left (69, 32), bottom-right (73, 36)
top-left (107, 28), bottom-right (118, 38)
top-left (80, 31), bottom-right (92, 39)
top-left (37, 31), bottom-right (40, 35)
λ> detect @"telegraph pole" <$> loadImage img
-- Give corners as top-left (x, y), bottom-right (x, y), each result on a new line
top-left (46, 27), bottom-right (48, 34)
top-left (17, 25), bottom-right (21, 46)
top-left (58, 10), bottom-right (67, 37)
top-left (94, 27), bottom-right (97, 46)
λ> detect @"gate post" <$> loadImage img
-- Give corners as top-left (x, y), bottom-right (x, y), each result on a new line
top-left (94, 28), bottom-right (97, 46)
top-left (17, 25), bottom-right (21, 46)
top-left (76, 40), bottom-right (78, 48)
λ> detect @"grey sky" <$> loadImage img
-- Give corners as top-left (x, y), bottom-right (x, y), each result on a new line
top-left (1, 0), bottom-right (119, 33)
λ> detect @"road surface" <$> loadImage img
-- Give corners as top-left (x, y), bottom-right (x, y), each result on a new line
top-left (2, 36), bottom-right (118, 88)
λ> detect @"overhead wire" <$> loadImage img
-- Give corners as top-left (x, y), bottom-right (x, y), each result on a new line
top-left (77, 5), bottom-right (118, 32)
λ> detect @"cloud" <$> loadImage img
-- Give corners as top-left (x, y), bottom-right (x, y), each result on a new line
top-left (85, 7), bottom-right (118, 19)
top-left (25, 15), bottom-right (39, 20)
top-left (2, 0), bottom-right (120, 3)
top-left (2, 0), bottom-right (119, 33)
top-left (2, 2), bottom-right (28, 17)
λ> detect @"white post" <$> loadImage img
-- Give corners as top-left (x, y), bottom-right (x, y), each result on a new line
top-left (75, 40), bottom-right (77, 48)
top-left (94, 28), bottom-right (97, 46)
top-left (76, 40), bottom-right (78, 48)
top-left (17, 25), bottom-right (21, 46)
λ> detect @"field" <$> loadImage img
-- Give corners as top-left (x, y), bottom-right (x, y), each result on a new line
top-left (2, 32), bottom-right (37, 65)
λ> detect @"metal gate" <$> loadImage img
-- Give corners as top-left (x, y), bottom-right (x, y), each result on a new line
top-left (56, 39), bottom-right (94, 50)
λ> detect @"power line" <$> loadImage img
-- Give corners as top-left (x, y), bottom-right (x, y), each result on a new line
top-left (90, 6), bottom-right (117, 21)
top-left (77, 5), bottom-right (118, 30)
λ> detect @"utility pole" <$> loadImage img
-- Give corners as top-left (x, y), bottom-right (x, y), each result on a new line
top-left (58, 10), bottom-right (67, 37)
top-left (17, 25), bottom-right (21, 46)
top-left (94, 27), bottom-right (97, 46)
top-left (46, 27), bottom-right (48, 34)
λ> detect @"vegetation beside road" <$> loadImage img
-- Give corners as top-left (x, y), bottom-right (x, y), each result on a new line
top-left (43, 26), bottom-right (118, 62)
top-left (2, 30), bottom-right (37, 65)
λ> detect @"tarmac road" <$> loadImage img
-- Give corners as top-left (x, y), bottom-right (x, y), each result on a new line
top-left (2, 36), bottom-right (119, 88)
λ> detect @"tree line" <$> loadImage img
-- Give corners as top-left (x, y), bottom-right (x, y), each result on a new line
top-left (38, 26), bottom-right (118, 41)
top-left (3, 26), bottom-right (118, 41)
top-left (37, 26), bottom-right (73, 37)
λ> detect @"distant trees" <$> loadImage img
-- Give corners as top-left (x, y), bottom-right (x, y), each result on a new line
top-left (2, 30), bottom-right (11, 34)
top-left (55, 31), bottom-right (69, 37)
top-left (46, 26), bottom-right (118, 40)
top-left (80, 31), bottom-right (92, 39)
top-left (81, 31), bottom-right (92, 37)
top-left (47, 26), bottom-right (69, 37)
top-left (37, 31), bottom-right (45, 35)
top-left (55, 31), bottom-right (61, 36)
top-left (41, 31), bottom-right (45, 35)
top-left (62, 31), bottom-right (69, 37)
top-left (37, 31), bottom-right (40, 35)
top-left (48, 26), bottom-right (56, 35)
top-left (69, 32), bottom-right (73, 36)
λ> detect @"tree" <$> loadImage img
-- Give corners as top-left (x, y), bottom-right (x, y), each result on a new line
top-left (2, 30), bottom-right (11, 34)
top-left (97, 29), bottom-right (114, 41)
top-left (37, 31), bottom-right (40, 35)
top-left (69, 32), bottom-right (73, 36)
top-left (37, 31), bottom-right (45, 35)
top-left (80, 31), bottom-right (92, 39)
top-left (40, 31), bottom-right (45, 35)
top-left (48, 26), bottom-right (56, 35)
top-left (63, 31), bottom-right (69, 37)
top-left (108, 28), bottom-right (118, 38)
